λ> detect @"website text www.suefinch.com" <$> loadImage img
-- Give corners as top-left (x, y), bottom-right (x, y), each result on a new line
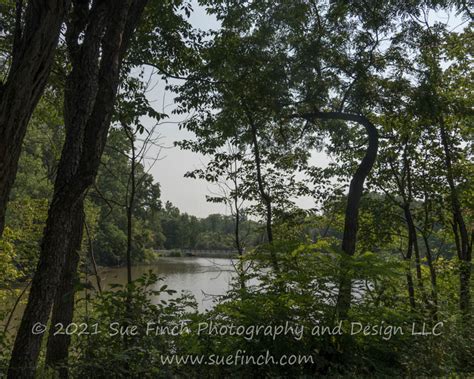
top-left (159, 350), bottom-right (314, 366)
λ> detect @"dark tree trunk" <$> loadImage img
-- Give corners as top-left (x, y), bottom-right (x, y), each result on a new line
top-left (402, 215), bottom-right (416, 309)
top-left (422, 233), bottom-right (438, 318)
top-left (46, 2), bottom-right (148, 373)
top-left (421, 193), bottom-right (438, 318)
top-left (234, 201), bottom-right (243, 256)
top-left (232, 174), bottom-right (246, 290)
top-left (45, 200), bottom-right (85, 378)
top-left (301, 111), bottom-right (378, 317)
top-left (403, 211), bottom-right (416, 309)
top-left (403, 205), bottom-right (425, 294)
top-left (8, 1), bottom-right (148, 377)
top-left (439, 122), bottom-right (472, 315)
top-left (301, 112), bottom-right (378, 255)
top-left (405, 159), bottom-right (426, 301)
top-left (8, 3), bottom-right (107, 375)
top-left (0, 0), bottom-right (68, 235)
top-left (384, 141), bottom-right (424, 310)
top-left (7, 189), bottom-right (87, 378)
top-left (235, 204), bottom-right (247, 290)
top-left (403, 206), bottom-right (416, 309)
top-left (249, 121), bottom-right (273, 243)
top-left (460, 263), bottom-right (471, 317)
top-left (126, 202), bottom-right (134, 284)
top-left (339, 117), bottom-right (378, 258)
top-left (248, 115), bottom-right (278, 271)
top-left (124, 126), bottom-right (137, 285)
top-left (406, 271), bottom-right (416, 309)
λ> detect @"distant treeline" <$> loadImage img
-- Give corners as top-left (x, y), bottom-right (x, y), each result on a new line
top-left (4, 123), bottom-right (262, 271)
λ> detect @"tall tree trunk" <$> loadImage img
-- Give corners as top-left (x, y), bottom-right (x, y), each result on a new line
top-left (7, 188), bottom-right (88, 378)
top-left (250, 122), bottom-right (273, 244)
top-left (301, 111), bottom-right (378, 317)
top-left (47, 2), bottom-right (148, 373)
top-left (439, 122), bottom-right (472, 315)
top-left (384, 140), bottom-right (424, 310)
top-left (421, 193), bottom-right (438, 318)
top-left (459, 264), bottom-right (471, 318)
top-left (0, 0), bottom-right (68, 235)
top-left (403, 213), bottom-right (416, 309)
top-left (45, 201), bottom-right (85, 378)
top-left (406, 270), bottom-right (416, 309)
top-left (124, 126), bottom-right (136, 285)
top-left (234, 199), bottom-right (243, 256)
top-left (422, 233), bottom-right (438, 319)
top-left (402, 145), bottom-right (426, 303)
top-left (126, 165), bottom-right (135, 285)
top-left (232, 176), bottom-right (246, 290)
top-left (403, 205), bottom-right (425, 295)
top-left (8, 3), bottom-right (107, 375)
top-left (402, 208), bottom-right (416, 309)
top-left (247, 114), bottom-right (278, 271)
top-left (8, 1), bottom-right (148, 377)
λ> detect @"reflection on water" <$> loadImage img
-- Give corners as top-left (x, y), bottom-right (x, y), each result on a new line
top-left (99, 257), bottom-right (236, 311)
top-left (2, 257), bottom-right (238, 334)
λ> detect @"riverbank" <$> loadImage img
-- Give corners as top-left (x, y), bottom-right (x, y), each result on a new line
top-left (154, 249), bottom-right (238, 259)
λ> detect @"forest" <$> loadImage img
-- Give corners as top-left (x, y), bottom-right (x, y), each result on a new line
top-left (0, 0), bottom-right (473, 377)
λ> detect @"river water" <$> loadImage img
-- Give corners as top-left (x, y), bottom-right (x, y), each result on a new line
top-left (2, 257), bottom-right (237, 334)
top-left (97, 257), bottom-right (236, 311)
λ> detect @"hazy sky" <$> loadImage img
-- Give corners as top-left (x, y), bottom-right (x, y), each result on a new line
top-left (140, 3), bottom-right (466, 218)
top-left (140, 2), bottom-right (330, 218)
top-left (143, 75), bottom-right (331, 218)
top-left (142, 3), bottom-right (222, 218)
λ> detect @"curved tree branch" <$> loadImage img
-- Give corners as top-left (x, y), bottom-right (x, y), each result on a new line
top-left (298, 111), bottom-right (379, 256)
top-left (295, 110), bottom-right (378, 317)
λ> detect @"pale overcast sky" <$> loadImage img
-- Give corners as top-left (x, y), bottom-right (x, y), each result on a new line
top-left (140, 2), bottom-right (330, 218)
top-left (141, 3), bottom-right (465, 218)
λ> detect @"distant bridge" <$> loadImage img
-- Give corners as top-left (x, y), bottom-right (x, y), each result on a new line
top-left (154, 249), bottom-right (238, 258)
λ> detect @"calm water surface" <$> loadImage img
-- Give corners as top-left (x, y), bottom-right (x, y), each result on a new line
top-left (2, 257), bottom-right (237, 334)
top-left (98, 257), bottom-right (237, 311)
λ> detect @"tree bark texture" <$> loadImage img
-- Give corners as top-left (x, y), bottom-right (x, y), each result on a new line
top-left (8, 0), bottom-right (148, 377)
top-left (45, 200), bottom-right (85, 379)
top-left (0, 0), bottom-right (69, 236)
